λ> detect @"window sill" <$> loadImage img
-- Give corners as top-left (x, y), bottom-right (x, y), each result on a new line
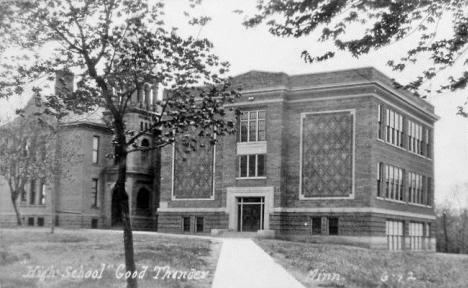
top-left (377, 138), bottom-right (406, 151)
top-left (408, 150), bottom-right (433, 161)
top-left (236, 177), bottom-right (267, 180)
top-left (408, 202), bottom-right (432, 208)
top-left (377, 197), bottom-right (405, 204)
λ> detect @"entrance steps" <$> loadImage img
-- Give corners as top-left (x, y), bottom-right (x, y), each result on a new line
top-left (212, 229), bottom-right (276, 239)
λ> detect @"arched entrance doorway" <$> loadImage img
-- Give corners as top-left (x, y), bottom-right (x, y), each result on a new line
top-left (135, 188), bottom-right (151, 216)
top-left (112, 190), bottom-right (123, 227)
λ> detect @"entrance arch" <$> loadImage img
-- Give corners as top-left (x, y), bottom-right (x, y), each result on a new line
top-left (135, 188), bottom-right (151, 216)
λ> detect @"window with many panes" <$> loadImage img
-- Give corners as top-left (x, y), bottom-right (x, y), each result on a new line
top-left (386, 220), bottom-right (403, 250)
top-left (408, 172), bottom-right (424, 205)
top-left (377, 163), bottom-right (404, 201)
top-left (91, 178), bottom-right (99, 207)
top-left (408, 120), bottom-right (424, 155)
top-left (385, 108), bottom-right (404, 147)
top-left (92, 136), bottom-right (100, 164)
top-left (239, 154), bottom-right (265, 178)
top-left (425, 129), bottom-right (432, 158)
top-left (378, 105), bottom-right (384, 139)
top-left (240, 110), bottom-right (266, 142)
top-left (409, 222), bottom-right (424, 250)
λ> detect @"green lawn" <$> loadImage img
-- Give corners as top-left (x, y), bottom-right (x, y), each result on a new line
top-left (255, 239), bottom-right (468, 288)
top-left (0, 228), bottom-right (221, 288)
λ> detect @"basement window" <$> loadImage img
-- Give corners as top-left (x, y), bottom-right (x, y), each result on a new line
top-left (329, 218), bottom-right (339, 235)
top-left (196, 217), bottom-right (204, 233)
top-left (182, 217), bottom-right (191, 232)
top-left (311, 217), bottom-right (322, 235)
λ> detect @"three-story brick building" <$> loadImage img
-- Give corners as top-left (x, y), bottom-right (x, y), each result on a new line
top-left (157, 67), bottom-right (437, 250)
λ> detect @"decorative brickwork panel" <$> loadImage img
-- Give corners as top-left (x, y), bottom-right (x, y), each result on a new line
top-left (173, 137), bottom-right (214, 199)
top-left (302, 111), bottom-right (353, 197)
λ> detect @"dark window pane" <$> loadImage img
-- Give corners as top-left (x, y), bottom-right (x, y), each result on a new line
top-left (312, 218), bottom-right (321, 235)
top-left (257, 155), bottom-right (265, 176)
top-left (240, 156), bottom-right (247, 177)
top-left (249, 155), bottom-right (256, 177)
top-left (329, 218), bottom-right (339, 235)
top-left (183, 217), bottom-right (191, 232)
top-left (249, 111), bottom-right (257, 119)
top-left (37, 218), bottom-right (44, 227)
top-left (196, 217), bottom-right (204, 233)
top-left (240, 122), bottom-right (248, 142)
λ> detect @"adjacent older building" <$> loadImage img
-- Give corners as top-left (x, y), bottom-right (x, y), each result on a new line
top-left (157, 67), bottom-right (438, 250)
top-left (0, 73), bottom-right (160, 231)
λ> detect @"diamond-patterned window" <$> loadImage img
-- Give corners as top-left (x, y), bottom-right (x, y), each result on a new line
top-left (173, 135), bottom-right (214, 200)
top-left (301, 111), bottom-right (353, 198)
top-left (239, 110), bottom-right (266, 142)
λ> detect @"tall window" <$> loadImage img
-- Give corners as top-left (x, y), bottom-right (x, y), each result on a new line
top-left (29, 179), bottom-right (36, 205)
top-left (92, 136), bottom-right (100, 164)
top-left (240, 110), bottom-right (266, 142)
top-left (426, 129), bottom-right (432, 158)
top-left (379, 163), bottom-right (404, 201)
top-left (91, 178), bottom-right (98, 207)
top-left (21, 187), bottom-right (27, 203)
top-left (141, 138), bottom-right (150, 162)
top-left (377, 163), bottom-right (383, 197)
top-left (239, 154), bottom-right (265, 178)
top-left (385, 109), bottom-right (404, 147)
top-left (409, 222), bottom-right (424, 250)
top-left (386, 220), bottom-right (403, 250)
top-left (39, 180), bottom-right (46, 205)
top-left (377, 105), bottom-right (383, 139)
top-left (427, 177), bottom-right (433, 206)
top-left (408, 120), bottom-right (423, 155)
top-left (408, 172), bottom-right (424, 204)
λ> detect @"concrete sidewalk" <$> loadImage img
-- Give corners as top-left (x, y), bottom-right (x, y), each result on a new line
top-left (212, 238), bottom-right (306, 288)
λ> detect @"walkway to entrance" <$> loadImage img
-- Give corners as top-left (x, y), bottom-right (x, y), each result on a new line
top-left (212, 238), bottom-right (306, 288)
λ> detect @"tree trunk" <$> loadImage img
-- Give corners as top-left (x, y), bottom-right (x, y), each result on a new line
top-left (11, 193), bottom-right (22, 226)
top-left (114, 131), bottom-right (138, 288)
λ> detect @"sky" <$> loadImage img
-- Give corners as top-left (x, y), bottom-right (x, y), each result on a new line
top-left (1, 0), bottom-right (467, 208)
top-left (163, 0), bottom-right (468, 208)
